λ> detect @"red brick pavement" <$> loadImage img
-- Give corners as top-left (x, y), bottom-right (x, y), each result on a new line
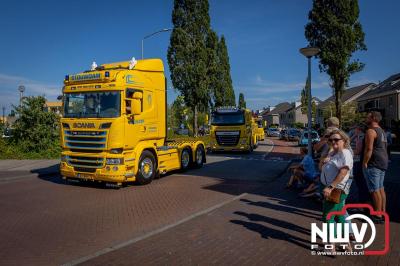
top-left (82, 138), bottom-right (400, 266)
top-left (0, 173), bottom-right (262, 266)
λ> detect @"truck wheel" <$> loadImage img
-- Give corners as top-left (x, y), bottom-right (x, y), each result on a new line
top-left (248, 139), bottom-right (253, 153)
top-left (180, 148), bottom-right (192, 171)
top-left (193, 145), bottom-right (205, 168)
top-left (136, 150), bottom-right (156, 185)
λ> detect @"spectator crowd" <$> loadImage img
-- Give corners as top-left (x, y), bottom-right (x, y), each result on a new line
top-left (285, 111), bottom-right (391, 252)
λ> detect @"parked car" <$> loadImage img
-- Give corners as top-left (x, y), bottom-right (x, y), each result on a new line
top-left (298, 130), bottom-right (320, 146)
top-left (2, 128), bottom-right (13, 138)
top-left (267, 127), bottom-right (280, 137)
top-left (287, 128), bottom-right (301, 141)
top-left (279, 129), bottom-right (288, 140)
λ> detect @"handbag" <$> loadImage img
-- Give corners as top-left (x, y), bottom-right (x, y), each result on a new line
top-left (322, 168), bottom-right (345, 204)
top-left (326, 187), bottom-right (342, 204)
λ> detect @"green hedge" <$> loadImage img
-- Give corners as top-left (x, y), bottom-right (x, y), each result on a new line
top-left (0, 138), bottom-right (61, 160)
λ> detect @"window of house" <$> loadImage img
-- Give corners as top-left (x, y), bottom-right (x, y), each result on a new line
top-left (389, 96), bottom-right (394, 108)
top-left (375, 99), bottom-right (380, 108)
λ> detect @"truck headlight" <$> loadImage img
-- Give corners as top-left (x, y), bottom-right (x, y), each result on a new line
top-left (61, 155), bottom-right (67, 162)
top-left (110, 148), bottom-right (123, 154)
top-left (240, 139), bottom-right (247, 145)
top-left (106, 158), bottom-right (124, 165)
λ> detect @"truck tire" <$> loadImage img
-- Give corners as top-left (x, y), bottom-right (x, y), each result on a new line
top-left (180, 148), bottom-right (192, 171)
top-left (136, 150), bottom-right (156, 185)
top-left (192, 145), bottom-right (205, 168)
top-left (247, 139), bottom-right (253, 153)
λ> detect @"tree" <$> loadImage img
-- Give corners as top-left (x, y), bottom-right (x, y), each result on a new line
top-left (206, 33), bottom-right (235, 108)
top-left (170, 95), bottom-right (187, 129)
top-left (322, 101), bottom-right (365, 130)
top-left (168, 0), bottom-right (213, 136)
top-left (11, 96), bottom-right (59, 152)
top-left (216, 36), bottom-right (235, 106)
top-left (305, 0), bottom-right (366, 125)
top-left (300, 86), bottom-right (317, 122)
top-left (238, 93), bottom-right (246, 109)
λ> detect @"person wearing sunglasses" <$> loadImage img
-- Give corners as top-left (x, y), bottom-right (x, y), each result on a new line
top-left (320, 129), bottom-right (353, 251)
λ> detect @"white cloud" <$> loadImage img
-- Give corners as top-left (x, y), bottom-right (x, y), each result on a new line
top-left (0, 73), bottom-right (61, 113)
top-left (235, 75), bottom-right (331, 96)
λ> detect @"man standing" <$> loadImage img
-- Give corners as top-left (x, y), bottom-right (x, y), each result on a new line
top-left (351, 124), bottom-right (370, 203)
top-left (363, 111), bottom-right (388, 223)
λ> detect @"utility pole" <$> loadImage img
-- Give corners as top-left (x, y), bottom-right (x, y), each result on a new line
top-left (141, 28), bottom-right (172, 59)
top-left (18, 85), bottom-right (25, 107)
top-left (2, 106), bottom-right (5, 125)
top-left (299, 46), bottom-right (320, 157)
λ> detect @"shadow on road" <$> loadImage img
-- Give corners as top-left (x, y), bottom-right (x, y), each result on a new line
top-left (234, 211), bottom-right (312, 235)
top-left (31, 164), bottom-right (126, 189)
top-left (230, 219), bottom-right (311, 250)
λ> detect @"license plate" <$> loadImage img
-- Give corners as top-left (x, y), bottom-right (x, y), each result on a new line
top-left (77, 173), bottom-right (93, 179)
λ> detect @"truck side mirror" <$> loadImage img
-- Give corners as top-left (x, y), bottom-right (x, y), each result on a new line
top-left (133, 91), bottom-right (143, 100)
top-left (132, 99), bottom-right (142, 115)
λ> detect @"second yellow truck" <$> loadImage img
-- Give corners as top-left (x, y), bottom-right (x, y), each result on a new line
top-left (209, 107), bottom-right (258, 152)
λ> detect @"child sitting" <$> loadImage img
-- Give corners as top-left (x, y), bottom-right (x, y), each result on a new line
top-left (286, 147), bottom-right (318, 189)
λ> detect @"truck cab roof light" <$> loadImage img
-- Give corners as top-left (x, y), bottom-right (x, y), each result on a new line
top-left (65, 75), bottom-right (69, 81)
top-left (128, 57), bottom-right (137, 70)
top-left (91, 61), bottom-right (98, 71)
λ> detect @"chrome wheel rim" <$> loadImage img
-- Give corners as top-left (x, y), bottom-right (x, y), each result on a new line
top-left (196, 148), bottom-right (203, 164)
top-left (140, 158), bottom-right (153, 179)
top-left (181, 150), bottom-right (190, 168)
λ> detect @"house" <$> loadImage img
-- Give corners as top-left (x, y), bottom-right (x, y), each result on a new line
top-left (0, 115), bottom-right (17, 127)
top-left (357, 73), bottom-right (400, 128)
top-left (316, 83), bottom-right (376, 127)
top-left (280, 97), bottom-right (321, 128)
top-left (260, 102), bottom-right (291, 127)
top-left (280, 101), bottom-right (306, 128)
top-left (44, 101), bottom-right (62, 115)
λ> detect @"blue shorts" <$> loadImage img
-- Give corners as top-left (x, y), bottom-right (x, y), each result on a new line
top-left (363, 167), bottom-right (385, 192)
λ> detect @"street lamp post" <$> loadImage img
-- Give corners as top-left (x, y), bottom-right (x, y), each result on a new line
top-left (18, 85), bottom-right (25, 107)
top-left (299, 46), bottom-right (320, 157)
top-left (141, 28), bottom-right (172, 59)
top-left (2, 106), bottom-right (5, 124)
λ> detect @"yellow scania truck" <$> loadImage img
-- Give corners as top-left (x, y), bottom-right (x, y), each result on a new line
top-left (60, 58), bottom-right (206, 186)
top-left (209, 107), bottom-right (258, 152)
top-left (254, 117), bottom-right (266, 142)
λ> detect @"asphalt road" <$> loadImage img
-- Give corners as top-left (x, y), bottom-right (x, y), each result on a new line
top-left (0, 137), bottom-right (299, 266)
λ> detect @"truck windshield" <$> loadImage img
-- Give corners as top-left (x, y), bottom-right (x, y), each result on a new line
top-left (211, 112), bottom-right (245, 126)
top-left (63, 91), bottom-right (121, 118)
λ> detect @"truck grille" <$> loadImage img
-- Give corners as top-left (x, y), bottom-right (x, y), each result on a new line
top-left (215, 131), bottom-right (240, 146)
top-left (67, 155), bottom-right (105, 169)
top-left (64, 130), bottom-right (107, 151)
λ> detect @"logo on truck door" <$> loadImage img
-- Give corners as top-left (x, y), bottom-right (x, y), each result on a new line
top-left (126, 75), bottom-right (144, 85)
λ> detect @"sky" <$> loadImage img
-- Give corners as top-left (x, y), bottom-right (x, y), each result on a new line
top-left (0, 0), bottom-right (399, 114)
